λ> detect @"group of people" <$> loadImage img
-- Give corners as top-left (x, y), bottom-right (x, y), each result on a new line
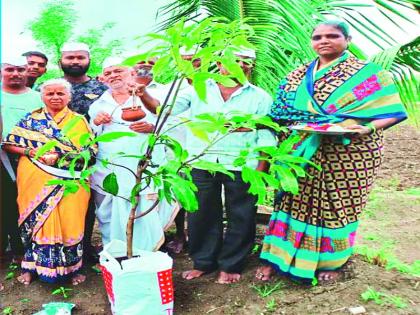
top-left (1, 20), bottom-right (407, 291)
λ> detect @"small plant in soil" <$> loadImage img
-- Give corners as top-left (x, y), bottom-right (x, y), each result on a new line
top-left (51, 286), bottom-right (73, 299)
top-left (4, 263), bottom-right (18, 280)
top-left (265, 298), bottom-right (277, 312)
top-left (2, 307), bottom-right (13, 315)
top-left (361, 287), bottom-right (408, 309)
top-left (251, 281), bottom-right (284, 298)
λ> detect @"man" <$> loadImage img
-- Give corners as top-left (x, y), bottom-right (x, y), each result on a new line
top-left (59, 42), bottom-right (107, 263)
top-left (59, 42), bottom-right (108, 118)
top-left (22, 51), bottom-right (48, 89)
top-left (165, 48), bottom-right (201, 254)
top-left (89, 57), bottom-right (176, 251)
top-left (1, 56), bottom-right (44, 260)
top-left (139, 49), bottom-right (276, 284)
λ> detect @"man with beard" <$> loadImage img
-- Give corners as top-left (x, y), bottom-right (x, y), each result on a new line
top-left (1, 56), bottom-right (44, 261)
top-left (59, 42), bottom-right (107, 118)
top-left (59, 42), bottom-right (107, 264)
top-left (137, 49), bottom-right (276, 284)
top-left (22, 51), bottom-right (48, 89)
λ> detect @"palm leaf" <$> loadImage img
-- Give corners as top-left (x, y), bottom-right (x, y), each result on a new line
top-left (370, 37), bottom-right (420, 125)
top-left (157, 0), bottom-right (419, 122)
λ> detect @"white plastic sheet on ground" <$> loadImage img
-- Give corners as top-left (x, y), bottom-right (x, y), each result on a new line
top-left (100, 240), bottom-right (174, 315)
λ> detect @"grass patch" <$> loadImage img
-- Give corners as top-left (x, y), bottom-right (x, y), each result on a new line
top-left (251, 281), bottom-right (284, 298)
top-left (361, 287), bottom-right (408, 309)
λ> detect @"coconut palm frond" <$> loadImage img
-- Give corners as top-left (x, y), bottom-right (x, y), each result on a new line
top-left (370, 37), bottom-right (420, 124)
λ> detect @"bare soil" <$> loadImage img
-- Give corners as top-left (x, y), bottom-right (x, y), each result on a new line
top-left (1, 125), bottom-right (419, 315)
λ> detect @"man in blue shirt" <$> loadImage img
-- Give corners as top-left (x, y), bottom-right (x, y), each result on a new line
top-left (139, 49), bottom-right (276, 284)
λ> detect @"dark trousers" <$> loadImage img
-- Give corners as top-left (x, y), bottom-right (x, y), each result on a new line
top-left (83, 198), bottom-right (96, 253)
top-left (1, 156), bottom-right (23, 255)
top-left (188, 169), bottom-right (257, 273)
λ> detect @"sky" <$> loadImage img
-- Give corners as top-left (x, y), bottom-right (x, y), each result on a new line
top-left (1, 0), bottom-right (171, 59)
top-left (1, 0), bottom-right (419, 61)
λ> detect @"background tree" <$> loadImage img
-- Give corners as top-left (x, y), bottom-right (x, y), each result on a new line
top-left (157, 0), bottom-right (419, 124)
top-left (26, 0), bottom-right (123, 81)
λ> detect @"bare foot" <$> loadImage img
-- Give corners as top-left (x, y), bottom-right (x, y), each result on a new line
top-left (317, 271), bottom-right (341, 283)
top-left (17, 272), bottom-right (32, 285)
top-left (255, 265), bottom-right (274, 281)
top-left (182, 269), bottom-right (206, 280)
top-left (71, 274), bottom-right (86, 286)
top-left (216, 271), bottom-right (241, 284)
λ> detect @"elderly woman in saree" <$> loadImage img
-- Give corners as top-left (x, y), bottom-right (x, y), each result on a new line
top-left (89, 57), bottom-right (177, 252)
top-left (256, 21), bottom-right (407, 283)
top-left (2, 78), bottom-right (96, 285)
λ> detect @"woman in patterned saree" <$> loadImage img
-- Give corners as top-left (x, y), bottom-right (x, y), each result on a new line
top-left (2, 79), bottom-right (95, 285)
top-left (256, 21), bottom-right (407, 283)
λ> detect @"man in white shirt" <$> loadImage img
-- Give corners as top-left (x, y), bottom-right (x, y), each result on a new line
top-left (138, 49), bottom-right (277, 284)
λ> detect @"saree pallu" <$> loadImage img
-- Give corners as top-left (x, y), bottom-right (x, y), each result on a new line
top-left (261, 52), bottom-right (406, 280)
top-left (4, 108), bottom-right (93, 282)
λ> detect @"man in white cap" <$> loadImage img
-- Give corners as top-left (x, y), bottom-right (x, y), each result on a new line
top-left (1, 55), bottom-right (44, 260)
top-left (59, 42), bottom-right (107, 118)
top-left (138, 48), bottom-right (276, 284)
top-left (88, 57), bottom-right (177, 252)
top-left (59, 43), bottom-right (107, 264)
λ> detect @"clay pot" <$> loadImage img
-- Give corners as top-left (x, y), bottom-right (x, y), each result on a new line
top-left (121, 106), bottom-right (146, 122)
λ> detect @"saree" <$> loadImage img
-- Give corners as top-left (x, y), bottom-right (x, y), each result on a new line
top-left (260, 52), bottom-right (407, 280)
top-left (3, 107), bottom-right (95, 282)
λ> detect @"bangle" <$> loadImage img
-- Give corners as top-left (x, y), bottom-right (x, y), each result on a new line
top-left (24, 148), bottom-right (32, 157)
top-left (365, 122), bottom-right (377, 134)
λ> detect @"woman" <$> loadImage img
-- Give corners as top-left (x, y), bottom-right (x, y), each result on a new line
top-left (256, 21), bottom-right (407, 283)
top-left (2, 78), bottom-right (95, 285)
top-left (89, 57), bottom-right (177, 252)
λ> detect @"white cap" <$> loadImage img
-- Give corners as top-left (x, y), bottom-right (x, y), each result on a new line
top-left (102, 56), bottom-right (125, 71)
top-left (60, 42), bottom-right (90, 53)
top-left (234, 48), bottom-right (256, 59)
top-left (1, 55), bottom-right (28, 67)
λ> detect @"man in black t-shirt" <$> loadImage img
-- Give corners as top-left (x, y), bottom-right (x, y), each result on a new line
top-left (60, 42), bottom-right (107, 264)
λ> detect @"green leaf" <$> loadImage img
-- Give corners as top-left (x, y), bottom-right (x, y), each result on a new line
top-left (4, 272), bottom-right (14, 280)
top-left (102, 173), bottom-right (119, 196)
top-left (192, 160), bottom-right (235, 179)
top-left (34, 140), bottom-right (58, 160)
top-left (165, 174), bottom-right (198, 212)
top-left (91, 131), bottom-right (137, 144)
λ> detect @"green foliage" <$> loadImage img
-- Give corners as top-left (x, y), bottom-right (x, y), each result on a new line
top-left (51, 286), bottom-right (73, 299)
top-left (158, 0), bottom-right (419, 123)
top-left (2, 307), bottom-right (13, 315)
top-left (102, 173), bottom-right (119, 196)
top-left (76, 22), bottom-right (124, 77)
top-left (26, 0), bottom-right (124, 78)
top-left (264, 298), bottom-right (278, 313)
top-left (251, 281), bottom-right (284, 298)
top-left (361, 287), bottom-right (408, 309)
top-left (4, 263), bottom-right (18, 280)
top-left (26, 0), bottom-right (76, 59)
top-left (354, 244), bottom-right (420, 277)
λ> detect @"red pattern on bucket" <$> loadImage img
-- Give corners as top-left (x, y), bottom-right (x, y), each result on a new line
top-left (157, 269), bottom-right (174, 304)
top-left (100, 265), bottom-right (115, 303)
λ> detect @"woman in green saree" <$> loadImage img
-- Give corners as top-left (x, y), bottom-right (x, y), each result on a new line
top-left (256, 21), bottom-right (407, 283)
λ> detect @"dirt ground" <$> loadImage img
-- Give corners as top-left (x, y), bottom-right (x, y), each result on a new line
top-left (1, 125), bottom-right (419, 315)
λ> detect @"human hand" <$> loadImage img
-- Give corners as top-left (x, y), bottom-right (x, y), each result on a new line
top-left (40, 152), bottom-right (59, 166)
top-left (345, 124), bottom-right (372, 137)
top-left (127, 82), bottom-right (146, 98)
top-left (93, 112), bottom-right (112, 126)
top-left (129, 121), bottom-right (155, 133)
